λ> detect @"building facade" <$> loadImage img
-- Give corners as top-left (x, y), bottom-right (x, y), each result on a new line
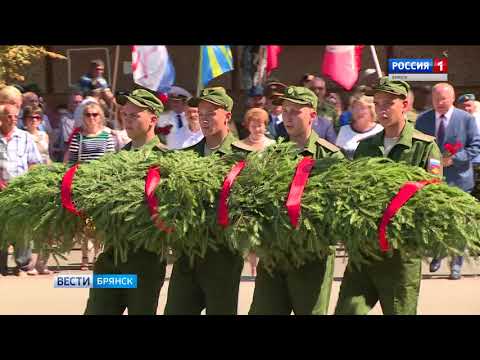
top-left (21, 45), bottom-right (480, 114)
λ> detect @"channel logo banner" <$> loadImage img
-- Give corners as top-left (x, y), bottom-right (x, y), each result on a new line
top-left (388, 58), bottom-right (448, 81)
top-left (54, 274), bottom-right (137, 288)
top-left (388, 59), bottom-right (434, 73)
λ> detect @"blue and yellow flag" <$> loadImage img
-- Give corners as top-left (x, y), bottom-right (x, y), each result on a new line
top-left (200, 46), bottom-right (234, 87)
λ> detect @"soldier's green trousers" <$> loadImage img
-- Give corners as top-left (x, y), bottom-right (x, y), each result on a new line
top-left (84, 249), bottom-right (167, 315)
top-left (164, 247), bottom-right (244, 315)
top-left (248, 251), bottom-right (336, 315)
top-left (334, 250), bottom-right (422, 315)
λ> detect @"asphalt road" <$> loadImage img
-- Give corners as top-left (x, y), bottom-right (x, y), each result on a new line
top-left (1, 249), bottom-right (480, 315)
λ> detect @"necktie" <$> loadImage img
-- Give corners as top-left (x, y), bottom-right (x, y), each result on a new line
top-left (176, 114), bottom-right (183, 129)
top-left (437, 114), bottom-right (446, 147)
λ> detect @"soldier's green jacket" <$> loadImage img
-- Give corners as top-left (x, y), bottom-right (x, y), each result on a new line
top-left (164, 131), bottom-right (244, 315)
top-left (232, 131), bottom-right (344, 159)
top-left (247, 131), bottom-right (342, 315)
top-left (334, 121), bottom-right (442, 315)
top-left (299, 130), bottom-right (344, 160)
top-left (184, 132), bottom-right (236, 156)
top-left (354, 120), bottom-right (442, 177)
top-left (123, 136), bottom-right (168, 153)
top-left (406, 110), bottom-right (417, 123)
top-left (84, 136), bottom-right (169, 316)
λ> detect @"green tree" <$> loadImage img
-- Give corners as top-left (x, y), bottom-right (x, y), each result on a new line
top-left (0, 46), bottom-right (66, 85)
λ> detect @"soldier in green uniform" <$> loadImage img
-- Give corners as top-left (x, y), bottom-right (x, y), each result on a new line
top-left (306, 76), bottom-right (339, 130)
top-left (84, 89), bottom-right (169, 315)
top-left (334, 78), bottom-right (443, 315)
top-left (163, 87), bottom-right (244, 315)
top-left (248, 86), bottom-right (344, 315)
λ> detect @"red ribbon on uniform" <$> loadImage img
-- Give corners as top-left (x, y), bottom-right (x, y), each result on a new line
top-left (378, 178), bottom-right (441, 252)
top-left (61, 163), bottom-right (83, 217)
top-left (217, 160), bottom-right (247, 228)
top-left (145, 166), bottom-right (174, 233)
top-left (286, 157), bottom-right (316, 229)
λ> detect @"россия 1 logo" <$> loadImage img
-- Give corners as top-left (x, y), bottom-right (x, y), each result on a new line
top-left (388, 58), bottom-right (448, 81)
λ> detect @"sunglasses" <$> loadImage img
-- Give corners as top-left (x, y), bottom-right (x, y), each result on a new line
top-left (26, 115), bottom-right (42, 120)
top-left (84, 112), bottom-right (100, 118)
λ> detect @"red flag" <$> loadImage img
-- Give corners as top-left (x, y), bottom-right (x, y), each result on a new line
top-left (322, 45), bottom-right (364, 90)
top-left (266, 46), bottom-right (282, 75)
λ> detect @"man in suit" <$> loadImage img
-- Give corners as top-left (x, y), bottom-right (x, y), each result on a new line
top-left (305, 77), bottom-right (339, 128)
top-left (264, 81), bottom-right (288, 140)
top-left (415, 83), bottom-right (480, 280)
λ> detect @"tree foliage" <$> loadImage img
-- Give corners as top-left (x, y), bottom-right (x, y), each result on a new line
top-left (0, 46), bottom-right (66, 85)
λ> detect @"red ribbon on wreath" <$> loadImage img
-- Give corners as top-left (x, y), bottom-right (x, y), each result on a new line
top-left (217, 160), bottom-right (247, 228)
top-left (145, 166), bottom-right (174, 233)
top-left (61, 163), bottom-right (83, 217)
top-left (378, 178), bottom-right (441, 252)
top-left (285, 157), bottom-right (316, 229)
top-left (0, 179), bottom-right (7, 191)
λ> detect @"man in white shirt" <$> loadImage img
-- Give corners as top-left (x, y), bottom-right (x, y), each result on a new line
top-left (158, 87), bottom-right (192, 148)
top-left (60, 91), bottom-right (84, 154)
top-left (0, 104), bottom-right (42, 276)
top-left (168, 98), bottom-right (204, 149)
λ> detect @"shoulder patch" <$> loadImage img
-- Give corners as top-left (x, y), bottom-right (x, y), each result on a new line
top-left (232, 141), bottom-right (255, 152)
top-left (316, 138), bottom-right (340, 152)
top-left (412, 131), bottom-right (435, 142)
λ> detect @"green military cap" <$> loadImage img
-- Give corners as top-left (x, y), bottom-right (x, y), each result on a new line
top-left (195, 86), bottom-right (233, 112)
top-left (370, 77), bottom-right (410, 99)
top-left (275, 86), bottom-right (318, 109)
top-left (458, 93), bottom-right (476, 103)
top-left (116, 89), bottom-right (164, 116)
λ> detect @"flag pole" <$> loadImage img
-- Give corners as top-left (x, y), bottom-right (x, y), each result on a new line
top-left (196, 46), bottom-right (203, 96)
top-left (254, 46), bottom-right (266, 86)
top-left (369, 45), bottom-right (383, 78)
top-left (111, 45), bottom-right (120, 94)
top-left (110, 45), bottom-right (120, 126)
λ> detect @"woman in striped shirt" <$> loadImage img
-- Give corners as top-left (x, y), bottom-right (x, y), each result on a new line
top-left (65, 103), bottom-right (115, 270)
top-left (66, 103), bottom-right (116, 165)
